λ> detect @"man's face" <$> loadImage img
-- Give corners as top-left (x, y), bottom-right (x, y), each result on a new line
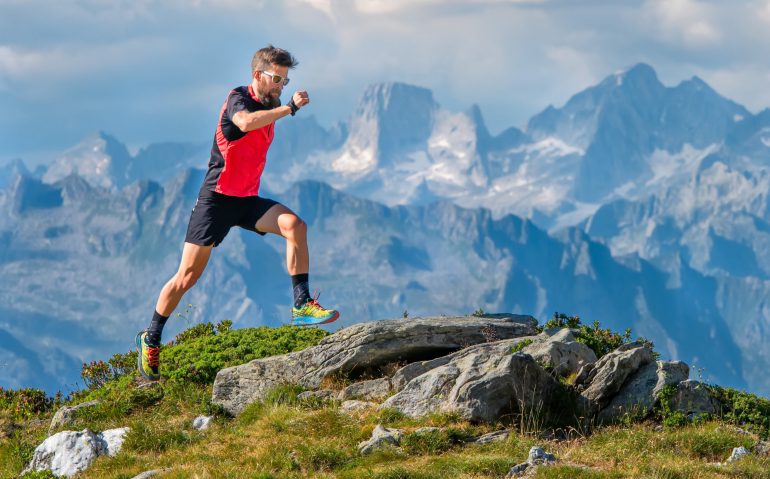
top-left (254, 63), bottom-right (289, 108)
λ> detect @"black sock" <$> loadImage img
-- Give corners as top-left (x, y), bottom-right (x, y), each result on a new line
top-left (291, 273), bottom-right (310, 308)
top-left (146, 310), bottom-right (169, 346)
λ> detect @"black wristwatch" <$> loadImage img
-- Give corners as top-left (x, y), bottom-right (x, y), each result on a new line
top-left (287, 99), bottom-right (299, 116)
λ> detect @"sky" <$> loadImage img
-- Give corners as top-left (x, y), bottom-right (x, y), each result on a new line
top-left (2, 0), bottom-right (770, 165)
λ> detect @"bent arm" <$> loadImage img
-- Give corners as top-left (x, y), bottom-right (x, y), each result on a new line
top-left (231, 106), bottom-right (293, 132)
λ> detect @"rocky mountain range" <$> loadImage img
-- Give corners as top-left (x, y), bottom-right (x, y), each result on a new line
top-left (2, 63), bottom-right (769, 399)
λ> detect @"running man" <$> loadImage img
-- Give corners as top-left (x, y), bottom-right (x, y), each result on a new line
top-left (136, 45), bottom-right (339, 381)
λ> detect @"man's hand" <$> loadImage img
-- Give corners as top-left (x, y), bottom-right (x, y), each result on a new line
top-left (292, 90), bottom-right (310, 109)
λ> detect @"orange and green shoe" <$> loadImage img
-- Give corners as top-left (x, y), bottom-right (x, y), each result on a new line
top-left (291, 292), bottom-right (340, 326)
top-left (135, 331), bottom-right (160, 381)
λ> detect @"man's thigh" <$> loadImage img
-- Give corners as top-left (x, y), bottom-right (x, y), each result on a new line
top-left (254, 202), bottom-right (298, 236)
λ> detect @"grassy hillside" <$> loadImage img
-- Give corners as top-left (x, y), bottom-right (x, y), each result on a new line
top-left (2, 317), bottom-right (770, 478)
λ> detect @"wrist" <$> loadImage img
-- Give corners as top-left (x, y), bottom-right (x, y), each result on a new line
top-left (287, 99), bottom-right (299, 116)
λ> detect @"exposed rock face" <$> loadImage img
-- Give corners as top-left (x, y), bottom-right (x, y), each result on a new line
top-left (338, 378), bottom-right (392, 401)
top-left (667, 380), bottom-right (721, 416)
top-left (581, 342), bottom-right (656, 411)
top-left (212, 315), bottom-right (537, 415)
top-left (340, 400), bottom-right (379, 414)
top-left (521, 329), bottom-right (597, 378)
top-left (597, 360), bottom-right (689, 424)
top-left (48, 400), bottom-right (100, 435)
top-left (22, 427), bottom-right (130, 478)
top-left (381, 340), bottom-right (572, 422)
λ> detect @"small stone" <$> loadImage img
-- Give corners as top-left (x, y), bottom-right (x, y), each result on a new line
top-left (754, 440), bottom-right (770, 456)
top-left (358, 424), bottom-right (403, 454)
top-left (528, 446), bottom-right (556, 465)
top-left (192, 416), bottom-right (213, 431)
top-left (726, 446), bottom-right (750, 463)
top-left (48, 400), bottom-right (100, 434)
top-left (131, 468), bottom-right (173, 479)
top-left (505, 463), bottom-right (529, 478)
top-left (472, 429), bottom-right (510, 444)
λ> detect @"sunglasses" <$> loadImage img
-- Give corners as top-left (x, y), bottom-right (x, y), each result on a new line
top-left (259, 71), bottom-right (290, 86)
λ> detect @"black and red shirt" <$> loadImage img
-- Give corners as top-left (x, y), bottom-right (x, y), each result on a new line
top-left (200, 85), bottom-right (275, 197)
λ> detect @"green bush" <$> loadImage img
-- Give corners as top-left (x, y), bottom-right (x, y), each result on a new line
top-left (161, 324), bottom-right (328, 384)
top-left (539, 312), bottom-right (642, 359)
top-left (0, 388), bottom-right (56, 419)
top-left (709, 385), bottom-right (770, 438)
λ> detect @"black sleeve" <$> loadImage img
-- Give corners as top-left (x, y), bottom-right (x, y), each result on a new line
top-left (225, 90), bottom-right (249, 120)
top-left (221, 90), bottom-right (250, 142)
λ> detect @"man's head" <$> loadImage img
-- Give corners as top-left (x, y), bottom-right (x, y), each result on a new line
top-left (251, 45), bottom-right (298, 108)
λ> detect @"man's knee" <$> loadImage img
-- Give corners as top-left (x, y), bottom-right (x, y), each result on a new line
top-left (279, 215), bottom-right (307, 240)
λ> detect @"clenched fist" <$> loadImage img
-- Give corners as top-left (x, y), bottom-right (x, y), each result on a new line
top-left (292, 90), bottom-right (310, 109)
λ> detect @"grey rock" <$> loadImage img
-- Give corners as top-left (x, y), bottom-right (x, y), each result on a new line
top-left (340, 400), bottom-right (379, 414)
top-left (506, 446), bottom-right (556, 478)
top-left (506, 463), bottom-right (529, 477)
top-left (298, 389), bottom-right (338, 401)
top-left (22, 427), bottom-right (130, 477)
top-left (358, 424), bottom-right (403, 454)
top-left (527, 446), bottom-right (556, 464)
top-left (413, 427), bottom-right (442, 435)
top-left (668, 380), bottom-right (720, 416)
top-left (754, 440), bottom-right (770, 456)
top-left (597, 360), bottom-right (689, 424)
top-left (381, 339), bottom-right (567, 422)
top-left (192, 415), bottom-right (213, 431)
top-left (48, 400), bottom-right (100, 435)
top-left (212, 315), bottom-right (537, 415)
top-left (471, 429), bottom-right (510, 444)
top-left (581, 342), bottom-right (655, 412)
top-left (522, 329), bottom-right (597, 378)
top-left (391, 356), bottom-right (452, 392)
top-left (338, 377), bottom-right (392, 401)
top-left (726, 446), bottom-right (750, 463)
top-left (574, 362), bottom-right (595, 389)
top-left (131, 469), bottom-right (172, 479)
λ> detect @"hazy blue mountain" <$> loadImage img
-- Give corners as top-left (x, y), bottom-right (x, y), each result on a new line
top-left (0, 169), bottom-right (750, 395)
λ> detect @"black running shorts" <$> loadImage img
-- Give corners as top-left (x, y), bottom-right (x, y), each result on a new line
top-left (184, 189), bottom-right (279, 247)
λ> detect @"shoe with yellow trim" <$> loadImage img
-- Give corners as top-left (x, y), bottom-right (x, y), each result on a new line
top-left (135, 330), bottom-right (160, 381)
top-left (291, 292), bottom-right (339, 326)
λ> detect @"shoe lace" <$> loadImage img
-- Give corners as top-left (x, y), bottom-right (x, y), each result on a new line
top-left (305, 291), bottom-right (324, 311)
top-left (147, 345), bottom-right (160, 368)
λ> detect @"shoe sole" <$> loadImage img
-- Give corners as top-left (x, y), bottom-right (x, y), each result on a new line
top-left (292, 310), bottom-right (340, 326)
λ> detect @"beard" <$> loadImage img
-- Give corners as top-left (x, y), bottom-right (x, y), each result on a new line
top-left (256, 85), bottom-right (282, 109)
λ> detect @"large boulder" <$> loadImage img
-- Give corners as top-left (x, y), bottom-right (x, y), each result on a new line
top-left (580, 342), bottom-right (655, 412)
top-left (212, 315), bottom-right (537, 415)
top-left (667, 380), bottom-right (721, 416)
top-left (380, 339), bottom-right (576, 423)
top-left (22, 427), bottom-right (129, 478)
top-left (521, 329), bottom-right (597, 378)
top-left (597, 360), bottom-right (689, 424)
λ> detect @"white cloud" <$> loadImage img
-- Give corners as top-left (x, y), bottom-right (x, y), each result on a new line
top-left (644, 0), bottom-right (722, 47)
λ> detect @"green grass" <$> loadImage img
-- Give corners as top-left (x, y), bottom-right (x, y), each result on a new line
top-left (4, 320), bottom-right (770, 478)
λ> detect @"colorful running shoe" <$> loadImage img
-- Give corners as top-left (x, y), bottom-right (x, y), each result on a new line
top-left (135, 331), bottom-right (160, 381)
top-left (291, 292), bottom-right (340, 326)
